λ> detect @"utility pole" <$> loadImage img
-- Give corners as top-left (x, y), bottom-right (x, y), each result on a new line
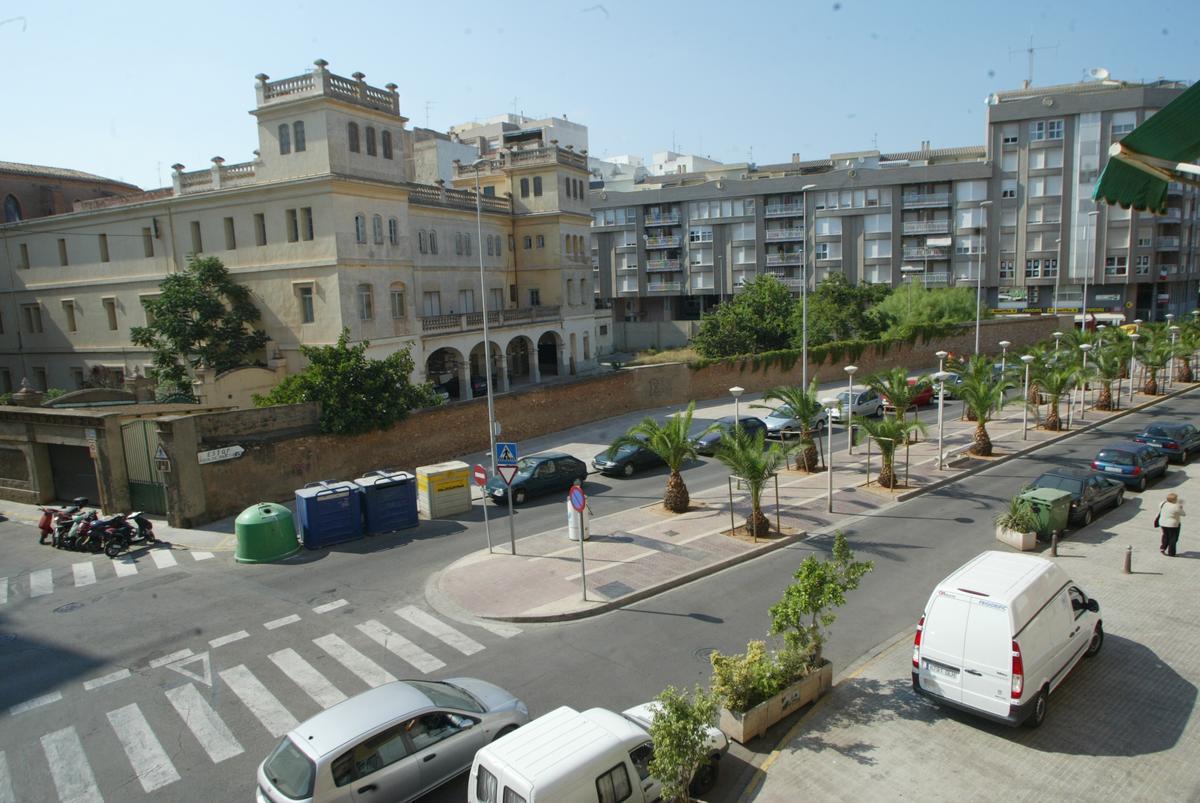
top-left (1009, 35), bottom-right (1059, 88)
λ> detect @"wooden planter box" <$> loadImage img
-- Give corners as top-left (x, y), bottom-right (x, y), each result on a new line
top-left (718, 660), bottom-right (833, 743)
top-left (996, 524), bottom-right (1037, 551)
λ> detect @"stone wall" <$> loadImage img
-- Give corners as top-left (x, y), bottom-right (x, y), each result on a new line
top-left (166, 315), bottom-right (1064, 525)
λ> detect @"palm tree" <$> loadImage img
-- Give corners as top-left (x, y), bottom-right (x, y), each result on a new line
top-left (1174, 327), bottom-right (1200, 383)
top-left (1021, 343), bottom-right (1054, 420)
top-left (754, 379), bottom-right (824, 472)
top-left (609, 401), bottom-right (716, 513)
top-left (853, 415), bottom-right (927, 488)
top-left (1030, 362), bottom-right (1078, 431)
top-left (953, 354), bottom-right (1013, 455)
top-left (865, 366), bottom-right (928, 422)
top-left (1091, 346), bottom-right (1123, 411)
top-left (1137, 329), bottom-right (1173, 395)
top-left (714, 427), bottom-right (786, 537)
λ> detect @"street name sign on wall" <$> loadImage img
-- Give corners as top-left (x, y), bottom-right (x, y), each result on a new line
top-left (197, 445), bottom-right (246, 464)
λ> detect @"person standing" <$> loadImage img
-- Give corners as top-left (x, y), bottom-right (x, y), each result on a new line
top-left (1157, 492), bottom-right (1185, 557)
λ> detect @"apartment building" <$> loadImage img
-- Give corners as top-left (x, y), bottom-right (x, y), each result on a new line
top-left (591, 78), bottom-right (1199, 338)
top-left (0, 61), bottom-right (599, 398)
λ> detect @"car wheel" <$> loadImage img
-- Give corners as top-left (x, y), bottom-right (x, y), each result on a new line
top-left (689, 758), bottom-right (719, 796)
top-left (493, 725), bottom-right (519, 742)
top-left (513, 488), bottom-right (526, 505)
top-left (623, 462), bottom-right (635, 477)
top-left (1085, 623), bottom-right (1104, 658)
top-left (1136, 476), bottom-right (1147, 493)
top-left (1115, 491), bottom-right (1125, 508)
top-left (1026, 688), bottom-right (1049, 729)
top-left (1081, 507), bottom-right (1093, 527)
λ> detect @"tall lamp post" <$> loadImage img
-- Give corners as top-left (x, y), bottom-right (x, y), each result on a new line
top-left (730, 385), bottom-right (745, 426)
top-left (1079, 343), bottom-right (1093, 420)
top-left (1169, 325), bottom-right (1180, 390)
top-left (933, 370), bottom-right (949, 469)
top-left (1053, 330), bottom-right (1063, 356)
top-left (844, 365), bottom-right (858, 454)
top-left (936, 350), bottom-right (948, 374)
top-left (1053, 237), bottom-right (1062, 314)
top-left (1020, 354), bottom-right (1035, 439)
top-left (1083, 209), bottom-right (1098, 332)
top-left (1128, 332), bottom-right (1140, 403)
top-left (974, 200), bottom-right (993, 354)
top-left (999, 340), bottom-right (1011, 374)
top-left (799, 183), bottom-right (817, 388)
top-left (823, 397), bottom-right (839, 512)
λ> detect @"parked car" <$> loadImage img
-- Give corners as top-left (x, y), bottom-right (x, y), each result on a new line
top-left (1134, 422), bottom-right (1200, 463)
top-left (256, 678), bottom-right (529, 803)
top-left (1028, 467), bottom-right (1125, 527)
top-left (1091, 441), bottom-right (1169, 492)
top-left (912, 551), bottom-right (1102, 728)
top-left (692, 415), bottom-right (768, 456)
top-left (762, 404), bottom-right (827, 439)
top-left (823, 389), bottom-right (883, 423)
top-left (486, 452), bottom-right (588, 505)
top-left (936, 372), bottom-right (966, 399)
top-left (432, 375), bottom-right (490, 400)
top-left (593, 438), bottom-right (665, 477)
top-left (881, 378), bottom-right (935, 411)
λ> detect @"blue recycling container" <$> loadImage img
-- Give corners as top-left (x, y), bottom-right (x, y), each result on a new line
top-left (294, 480), bottom-right (363, 549)
top-left (353, 469), bottom-right (419, 535)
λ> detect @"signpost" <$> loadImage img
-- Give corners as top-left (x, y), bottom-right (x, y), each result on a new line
top-left (473, 463), bottom-right (493, 553)
top-left (153, 443), bottom-right (171, 473)
top-left (495, 442), bottom-right (519, 554)
top-left (197, 445), bottom-right (245, 464)
top-left (568, 485), bottom-right (588, 601)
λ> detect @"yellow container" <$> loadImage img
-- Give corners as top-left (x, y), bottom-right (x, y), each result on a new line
top-left (416, 460), bottom-right (472, 518)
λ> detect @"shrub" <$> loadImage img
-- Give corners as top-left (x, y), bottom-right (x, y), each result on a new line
top-left (996, 496), bottom-right (1039, 533)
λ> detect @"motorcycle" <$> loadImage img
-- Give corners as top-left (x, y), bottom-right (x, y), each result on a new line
top-left (93, 513), bottom-right (134, 558)
top-left (37, 497), bottom-right (88, 544)
top-left (126, 511), bottom-right (157, 545)
top-left (57, 510), bottom-right (98, 551)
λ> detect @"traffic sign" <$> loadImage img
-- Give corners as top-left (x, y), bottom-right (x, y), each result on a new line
top-left (497, 464), bottom-right (519, 486)
top-left (473, 464), bottom-right (489, 487)
top-left (198, 445), bottom-right (245, 464)
top-left (569, 485), bottom-right (586, 513)
top-left (496, 442), bottom-right (518, 464)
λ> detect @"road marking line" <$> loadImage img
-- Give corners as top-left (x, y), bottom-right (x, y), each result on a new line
top-left (264, 614), bottom-right (301, 630)
top-left (112, 555), bottom-right (138, 577)
top-left (313, 634), bottom-right (396, 688)
top-left (191, 551), bottom-right (214, 561)
top-left (394, 605), bottom-right (484, 655)
top-left (467, 619), bottom-right (522, 638)
top-left (0, 578), bottom-right (6, 605)
top-left (219, 665), bottom-right (299, 737)
top-left (269, 648), bottom-right (347, 709)
top-left (312, 599), bottom-right (348, 614)
top-left (10, 691), bottom-right (62, 716)
top-left (107, 703), bottom-right (181, 792)
top-left (84, 668), bottom-right (131, 691)
top-left (150, 649), bottom-right (194, 669)
top-left (73, 562), bottom-right (96, 587)
top-left (150, 549), bottom-right (178, 569)
top-left (209, 630), bottom-right (249, 649)
top-left (0, 750), bottom-right (14, 803)
top-left (165, 683), bottom-right (244, 763)
top-left (29, 569), bottom-right (52, 598)
top-left (356, 620), bottom-right (445, 674)
top-left (41, 727), bottom-right (103, 803)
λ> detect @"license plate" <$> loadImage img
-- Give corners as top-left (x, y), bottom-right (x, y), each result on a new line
top-left (924, 660), bottom-right (958, 679)
top-left (1103, 466), bottom-right (1123, 474)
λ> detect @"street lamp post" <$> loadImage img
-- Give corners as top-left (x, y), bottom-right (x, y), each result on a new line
top-left (823, 397), bottom-right (839, 512)
top-left (974, 200), bottom-right (993, 354)
top-left (730, 386), bottom-right (745, 426)
top-left (1053, 330), bottom-right (1063, 356)
top-left (936, 350), bottom-right (948, 374)
top-left (1169, 325), bottom-right (1180, 390)
top-left (999, 340), bottom-right (1011, 374)
top-left (844, 365), bottom-right (858, 454)
top-left (933, 370), bottom-right (949, 469)
top-left (1079, 343), bottom-right (1093, 421)
top-left (799, 183), bottom-right (817, 389)
top-left (1083, 209), bottom-right (1098, 333)
top-left (1128, 332), bottom-right (1140, 403)
top-left (1053, 237), bottom-right (1062, 314)
top-left (1021, 354), bottom-right (1035, 439)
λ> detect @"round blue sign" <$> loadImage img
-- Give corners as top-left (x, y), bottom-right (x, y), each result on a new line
top-left (568, 486), bottom-right (586, 512)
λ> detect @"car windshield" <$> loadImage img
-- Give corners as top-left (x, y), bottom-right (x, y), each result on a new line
top-left (1097, 449), bottom-right (1135, 465)
top-left (515, 458), bottom-right (539, 475)
top-left (836, 391), bottom-right (851, 404)
top-left (1034, 475), bottom-right (1083, 495)
top-left (263, 737), bottom-right (315, 800)
top-left (768, 406), bottom-right (795, 419)
top-left (608, 443), bottom-right (641, 458)
top-left (404, 679), bottom-right (484, 713)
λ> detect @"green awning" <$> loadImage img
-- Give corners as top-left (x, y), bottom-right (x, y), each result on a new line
top-left (1093, 80), bottom-right (1200, 214)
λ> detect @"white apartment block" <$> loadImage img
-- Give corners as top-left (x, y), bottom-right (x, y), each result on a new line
top-left (0, 60), bottom-right (600, 398)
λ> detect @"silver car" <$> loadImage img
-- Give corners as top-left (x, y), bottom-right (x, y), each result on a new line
top-left (256, 678), bottom-right (528, 803)
top-left (823, 389), bottom-right (883, 422)
top-left (761, 404), bottom-right (827, 439)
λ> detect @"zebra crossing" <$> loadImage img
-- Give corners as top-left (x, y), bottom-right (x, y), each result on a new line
top-left (3, 604), bottom-right (520, 801)
top-left (0, 548), bottom-right (214, 606)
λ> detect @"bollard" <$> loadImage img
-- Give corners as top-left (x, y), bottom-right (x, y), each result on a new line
top-left (1123, 545), bottom-right (1132, 574)
top-left (1050, 530), bottom-right (1058, 557)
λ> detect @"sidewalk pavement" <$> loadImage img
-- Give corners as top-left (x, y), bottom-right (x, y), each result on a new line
top-left (430, 383), bottom-right (1196, 623)
top-left (747, 457), bottom-right (1200, 801)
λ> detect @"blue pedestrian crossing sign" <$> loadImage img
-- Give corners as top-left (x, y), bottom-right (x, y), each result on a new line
top-left (496, 442), bottom-right (518, 465)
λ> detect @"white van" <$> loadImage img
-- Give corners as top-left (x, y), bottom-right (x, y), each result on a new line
top-left (468, 705), bottom-right (727, 803)
top-left (911, 551), bottom-right (1103, 728)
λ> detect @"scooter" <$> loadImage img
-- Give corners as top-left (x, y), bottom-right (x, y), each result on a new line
top-left (37, 497), bottom-right (88, 544)
top-left (93, 514), bottom-right (132, 558)
top-left (57, 509), bottom-right (97, 551)
top-left (126, 511), bottom-right (157, 545)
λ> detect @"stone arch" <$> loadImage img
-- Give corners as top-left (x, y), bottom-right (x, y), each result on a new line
top-left (537, 331), bottom-right (562, 377)
top-left (426, 345), bottom-right (467, 400)
top-left (506, 335), bottom-right (536, 386)
top-left (4, 194), bottom-right (22, 222)
top-left (469, 339), bottom-right (506, 395)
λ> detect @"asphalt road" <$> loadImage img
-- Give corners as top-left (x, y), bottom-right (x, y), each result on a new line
top-left (1, 387), bottom-right (1187, 803)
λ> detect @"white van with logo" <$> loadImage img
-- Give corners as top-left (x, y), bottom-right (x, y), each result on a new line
top-left (911, 551), bottom-right (1103, 727)
top-left (469, 705), bottom-right (726, 803)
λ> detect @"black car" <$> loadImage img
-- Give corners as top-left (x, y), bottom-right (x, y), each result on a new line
top-left (1029, 468), bottom-right (1125, 527)
top-left (593, 439), bottom-right (665, 477)
top-left (485, 452), bottom-right (588, 505)
top-left (1134, 422), bottom-right (1200, 464)
top-left (692, 416), bottom-right (768, 456)
top-left (433, 375), bottom-right (490, 400)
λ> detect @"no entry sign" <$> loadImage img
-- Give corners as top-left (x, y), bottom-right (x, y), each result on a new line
top-left (473, 464), bottom-right (488, 487)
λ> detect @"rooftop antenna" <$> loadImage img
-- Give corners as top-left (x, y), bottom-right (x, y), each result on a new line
top-left (1009, 34), bottom-right (1058, 89)
top-left (423, 100), bottom-right (436, 129)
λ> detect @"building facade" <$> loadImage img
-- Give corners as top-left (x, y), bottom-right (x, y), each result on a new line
top-left (2, 162), bottom-right (141, 223)
top-left (0, 61), bottom-right (601, 397)
top-left (590, 78), bottom-right (1199, 335)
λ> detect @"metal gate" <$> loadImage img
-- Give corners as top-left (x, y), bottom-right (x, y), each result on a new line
top-left (121, 419), bottom-right (167, 514)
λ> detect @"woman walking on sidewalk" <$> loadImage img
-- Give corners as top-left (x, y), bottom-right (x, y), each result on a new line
top-left (1156, 492), bottom-right (1185, 557)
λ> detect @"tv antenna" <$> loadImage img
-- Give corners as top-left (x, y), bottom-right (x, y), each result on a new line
top-left (1010, 35), bottom-right (1058, 88)
top-left (423, 100), bottom-right (435, 129)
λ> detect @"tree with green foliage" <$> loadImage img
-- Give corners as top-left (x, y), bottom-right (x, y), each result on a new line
top-left (852, 414), bottom-right (927, 488)
top-left (864, 366), bottom-right (929, 422)
top-left (647, 685), bottom-right (719, 803)
top-left (1136, 326), bottom-right (1174, 395)
top-left (1090, 346), bottom-right (1123, 411)
top-left (608, 401), bottom-right (716, 513)
top-left (714, 427), bottom-right (786, 537)
top-left (692, 275), bottom-right (795, 358)
top-left (952, 354), bottom-right (1014, 454)
top-left (799, 273), bottom-right (890, 346)
top-left (874, 283), bottom-right (984, 340)
top-left (1029, 362), bottom-right (1078, 432)
top-left (769, 531), bottom-right (873, 665)
top-left (131, 255), bottom-right (268, 397)
top-left (754, 379), bottom-right (825, 471)
top-left (254, 330), bottom-right (440, 435)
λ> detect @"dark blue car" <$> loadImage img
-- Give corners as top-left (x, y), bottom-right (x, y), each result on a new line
top-left (1091, 441), bottom-right (1169, 492)
top-left (1134, 422), bottom-right (1200, 464)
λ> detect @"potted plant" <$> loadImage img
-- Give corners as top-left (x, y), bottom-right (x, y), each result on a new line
top-left (711, 532), bottom-right (872, 742)
top-left (995, 494), bottom-right (1039, 551)
top-left (646, 685), bottom-right (719, 803)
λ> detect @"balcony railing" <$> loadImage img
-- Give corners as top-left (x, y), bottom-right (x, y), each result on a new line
top-left (615, 242), bottom-right (637, 252)
top-left (646, 281), bottom-right (683, 293)
top-left (645, 235), bottom-right (681, 248)
top-left (408, 184), bottom-right (512, 214)
top-left (903, 246), bottom-right (951, 259)
top-left (764, 203), bottom-right (804, 217)
top-left (617, 264), bottom-right (638, 273)
top-left (1159, 209), bottom-right (1182, 221)
top-left (765, 253), bottom-right (802, 266)
top-left (902, 192), bottom-right (952, 208)
top-left (1158, 237), bottom-right (1181, 249)
top-left (645, 258), bottom-right (681, 271)
top-left (766, 273), bottom-right (803, 289)
top-left (419, 304), bottom-right (561, 334)
top-left (1168, 182), bottom-right (1183, 194)
top-left (765, 228), bottom-right (804, 241)
top-left (902, 220), bottom-right (950, 235)
top-left (644, 213), bottom-right (681, 226)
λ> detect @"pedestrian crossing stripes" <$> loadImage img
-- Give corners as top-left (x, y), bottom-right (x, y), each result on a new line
top-left (29, 569), bottom-right (52, 598)
top-left (314, 634), bottom-right (397, 688)
top-left (10, 691), bottom-right (62, 716)
top-left (264, 614), bottom-right (301, 630)
top-left (0, 750), bottom-right (13, 803)
top-left (0, 578), bottom-right (6, 606)
top-left (312, 598), bottom-right (348, 614)
top-left (219, 665), bottom-right (298, 738)
top-left (164, 683), bottom-right (244, 763)
top-left (106, 703), bottom-right (181, 792)
top-left (209, 630), bottom-right (249, 649)
top-left (395, 605), bottom-right (484, 655)
top-left (41, 727), bottom-right (102, 803)
top-left (150, 649), bottom-right (194, 669)
top-left (356, 619), bottom-right (446, 674)
top-left (73, 561), bottom-right (96, 587)
top-left (149, 549), bottom-right (178, 569)
top-left (83, 668), bottom-right (131, 691)
top-left (111, 555), bottom-right (138, 578)
top-left (191, 551), bottom-right (214, 561)
top-left (1, 549), bottom-right (221, 606)
top-left (269, 648), bottom-right (347, 709)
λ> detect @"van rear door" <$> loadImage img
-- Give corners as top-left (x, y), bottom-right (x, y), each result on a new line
top-left (918, 592), bottom-right (971, 702)
top-left (960, 601), bottom-right (1013, 717)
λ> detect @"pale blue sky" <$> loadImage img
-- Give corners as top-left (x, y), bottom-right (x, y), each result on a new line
top-left (3, 0), bottom-right (1197, 189)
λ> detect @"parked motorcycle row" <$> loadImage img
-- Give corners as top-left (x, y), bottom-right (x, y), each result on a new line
top-left (37, 497), bottom-right (156, 558)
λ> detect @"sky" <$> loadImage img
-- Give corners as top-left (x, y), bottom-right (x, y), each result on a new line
top-left (3, 0), bottom-right (1198, 190)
